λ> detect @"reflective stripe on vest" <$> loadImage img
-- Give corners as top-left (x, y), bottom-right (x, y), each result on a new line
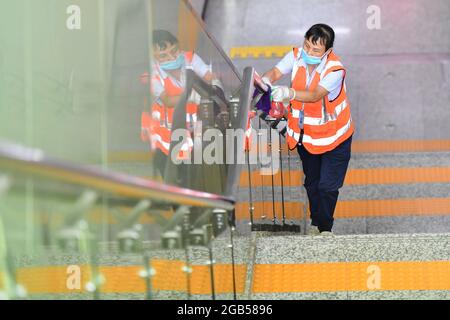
top-left (302, 116), bottom-right (353, 147)
top-left (320, 60), bottom-right (344, 80)
top-left (291, 99), bottom-right (348, 126)
top-left (152, 110), bottom-right (161, 121)
top-left (286, 125), bottom-right (300, 142)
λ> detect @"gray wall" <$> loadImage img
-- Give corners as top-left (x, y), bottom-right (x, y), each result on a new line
top-left (204, 0), bottom-right (450, 140)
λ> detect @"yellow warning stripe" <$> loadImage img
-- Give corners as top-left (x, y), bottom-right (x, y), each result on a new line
top-left (36, 197), bottom-right (450, 226)
top-left (239, 170), bottom-right (303, 187)
top-left (345, 167), bottom-right (450, 185)
top-left (239, 167), bottom-right (450, 187)
top-left (252, 261), bottom-right (450, 293)
top-left (35, 196), bottom-right (450, 227)
top-left (352, 140), bottom-right (450, 153)
top-left (235, 201), bottom-right (304, 220)
top-left (235, 198), bottom-right (450, 220)
top-left (256, 140), bottom-right (450, 154)
top-left (230, 46), bottom-right (292, 59)
top-left (335, 198), bottom-right (450, 218)
top-left (1, 260), bottom-right (247, 295)
top-left (2, 260), bottom-right (449, 295)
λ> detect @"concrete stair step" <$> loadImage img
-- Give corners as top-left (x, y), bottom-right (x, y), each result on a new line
top-left (236, 150), bottom-right (450, 235)
top-left (10, 232), bottom-right (450, 300)
top-left (248, 232), bottom-right (450, 299)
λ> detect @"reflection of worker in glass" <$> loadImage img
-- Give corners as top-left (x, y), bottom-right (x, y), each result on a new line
top-left (141, 29), bottom-right (221, 177)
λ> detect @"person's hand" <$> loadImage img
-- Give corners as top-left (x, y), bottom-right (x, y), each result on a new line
top-left (271, 86), bottom-right (295, 102)
top-left (261, 76), bottom-right (272, 88)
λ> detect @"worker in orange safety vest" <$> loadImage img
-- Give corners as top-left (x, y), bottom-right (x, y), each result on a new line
top-left (261, 24), bottom-right (354, 236)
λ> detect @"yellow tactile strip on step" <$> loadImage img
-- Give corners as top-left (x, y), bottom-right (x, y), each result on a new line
top-left (335, 198), bottom-right (450, 218)
top-left (352, 140), bottom-right (450, 153)
top-left (239, 170), bottom-right (303, 187)
top-left (230, 46), bottom-right (292, 59)
top-left (345, 167), bottom-right (450, 185)
top-left (1, 260), bottom-right (247, 295)
top-left (239, 167), bottom-right (450, 187)
top-left (235, 201), bottom-right (305, 220)
top-left (235, 198), bottom-right (450, 219)
top-left (249, 139), bottom-right (450, 154)
top-left (3, 260), bottom-right (449, 295)
top-left (252, 261), bottom-right (450, 293)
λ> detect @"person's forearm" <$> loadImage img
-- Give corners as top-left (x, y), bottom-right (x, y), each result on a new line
top-left (290, 89), bottom-right (321, 103)
top-left (262, 67), bottom-right (283, 84)
top-left (261, 69), bottom-right (275, 82)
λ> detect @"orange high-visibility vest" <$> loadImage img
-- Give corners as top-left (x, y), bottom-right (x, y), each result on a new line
top-left (286, 48), bottom-right (354, 154)
top-left (141, 51), bottom-right (198, 159)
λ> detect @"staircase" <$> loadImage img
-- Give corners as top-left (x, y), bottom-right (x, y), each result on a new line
top-left (227, 136), bottom-right (450, 299)
top-left (235, 140), bottom-right (450, 235)
top-left (247, 232), bottom-right (450, 300)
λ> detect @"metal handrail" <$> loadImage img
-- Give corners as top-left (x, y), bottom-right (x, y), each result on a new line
top-left (0, 141), bottom-right (235, 210)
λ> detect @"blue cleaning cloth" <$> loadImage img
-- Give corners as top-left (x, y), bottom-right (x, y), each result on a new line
top-left (253, 85), bottom-right (272, 113)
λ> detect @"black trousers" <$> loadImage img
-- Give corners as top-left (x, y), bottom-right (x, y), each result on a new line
top-left (297, 135), bottom-right (352, 232)
top-left (153, 149), bottom-right (167, 178)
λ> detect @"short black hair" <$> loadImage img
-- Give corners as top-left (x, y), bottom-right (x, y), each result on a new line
top-left (304, 24), bottom-right (335, 51)
top-left (152, 29), bottom-right (178, 50)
